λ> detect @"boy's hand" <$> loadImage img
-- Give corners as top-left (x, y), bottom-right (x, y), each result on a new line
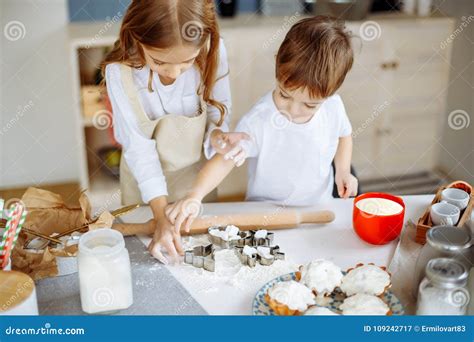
top-left (147, 216), bottom-right (184, 265)
top-left (211, 129), bottom-right (250, 166)
top-left (223, 144), bottom-right (248, 167)
top-left (335, 172), bottom-right (358, 199)
top-left (165, 196), bottom-right (203, 233)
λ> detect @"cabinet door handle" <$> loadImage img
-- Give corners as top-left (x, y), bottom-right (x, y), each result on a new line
top-left (381, 61), bottom-right (399, 70)
top-left (376, 128), bottom-right (392, 136)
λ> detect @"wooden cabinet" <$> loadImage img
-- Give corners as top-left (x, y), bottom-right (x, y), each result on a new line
top-left (348, 19), bottom-right (453, 181)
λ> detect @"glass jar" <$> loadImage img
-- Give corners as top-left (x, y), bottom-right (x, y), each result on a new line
top-left (416, 258), bottom-right (469, 315)
top-left (413, 225), bottom-right (472, 298)
top-left (78, 229), bottom-right (133, 314)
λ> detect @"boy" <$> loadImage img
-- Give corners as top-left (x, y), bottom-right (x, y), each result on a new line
top-left (166, 16), bottom-right (358, 232)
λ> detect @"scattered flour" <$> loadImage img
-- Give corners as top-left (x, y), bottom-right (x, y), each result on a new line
top-left (243, 245), bottom-right (257, 256)
top-left (177, 234), bottom-right (298, 295)
top-left (254, 230), bottom-right (268, 239)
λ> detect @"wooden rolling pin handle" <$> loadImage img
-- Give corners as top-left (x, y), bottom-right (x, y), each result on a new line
top-left (112, 219), bottom-right (155, 236)
top-left (300, 210), bottom-right (335, 224)
top-left (111, 210), bottom-right (335, 237)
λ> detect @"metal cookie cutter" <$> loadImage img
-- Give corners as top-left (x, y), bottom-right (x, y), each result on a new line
top-left (207, 226), bottom-right (247, 249)
top-left (243, 230), bottom-right (274, 247)
top-left (234, 245), bottom-right (285, 267)
top-left (184, 244), bottom-right (215, 272)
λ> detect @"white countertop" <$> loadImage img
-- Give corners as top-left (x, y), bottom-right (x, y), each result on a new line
top-left (120, 194), bottom-right (435, 315)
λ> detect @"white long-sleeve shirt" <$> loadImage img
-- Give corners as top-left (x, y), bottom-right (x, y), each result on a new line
top-left (105, 39), bottom-right (231, 203)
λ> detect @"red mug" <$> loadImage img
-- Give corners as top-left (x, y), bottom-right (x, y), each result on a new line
top-left (352, 192), bottom-right (405, 245)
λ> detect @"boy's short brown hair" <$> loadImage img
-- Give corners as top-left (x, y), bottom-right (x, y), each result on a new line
top-left (276, 16), bottom-right (354, 99)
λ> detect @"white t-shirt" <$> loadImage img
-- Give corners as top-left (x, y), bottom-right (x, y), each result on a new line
top-left (236, 91), bottom-right (352, 206)
top-left (106, 39), bottom-right (231, 203)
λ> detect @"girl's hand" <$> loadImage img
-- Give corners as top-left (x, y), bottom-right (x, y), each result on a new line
top-left (147, 216), bottom-right (184, 265)
top-left (211, 129), bottom-right (250, 166)
top-left (165, 197), bottom-right (203, 233)
top-left (335, 172), bottom-right (358, 199)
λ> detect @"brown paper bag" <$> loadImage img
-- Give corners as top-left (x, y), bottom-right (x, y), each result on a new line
top-left (11, 187), bottom-right (114, 280)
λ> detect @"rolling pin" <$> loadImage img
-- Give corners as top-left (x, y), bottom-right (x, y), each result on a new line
top-left (112, 209), bottom-right (335, 236)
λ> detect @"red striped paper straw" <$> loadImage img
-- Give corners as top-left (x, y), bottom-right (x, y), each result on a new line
top-left (0, 203), bottom-right (23, 269)
top-left (0, 204), bottom-right (18, 250)
top-left (12, 207), bottom-right (27, 247)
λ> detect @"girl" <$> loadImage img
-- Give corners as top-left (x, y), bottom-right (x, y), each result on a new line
top-left (102, 0), bottom-right (248, 264)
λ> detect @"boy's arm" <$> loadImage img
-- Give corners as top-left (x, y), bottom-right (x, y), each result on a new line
top-left (165, 154), bottom-right (235, 232)
top-left (334, 135), bottom-right (352, 174)
top-left (334, 136), bottom-right (358, 198)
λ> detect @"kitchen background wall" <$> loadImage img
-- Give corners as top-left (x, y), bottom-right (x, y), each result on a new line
top-left (67, 0), bottom-right (258, 22)
top-left (1, 0), bottom-right (472, 205)
top-left (1, 0), bottom-right (79, 191)
top-left (435, 0), bottom-right (474, 184)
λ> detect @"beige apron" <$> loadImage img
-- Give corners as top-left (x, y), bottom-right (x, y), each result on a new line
top-left (118, 64), bottom-right (217, 205)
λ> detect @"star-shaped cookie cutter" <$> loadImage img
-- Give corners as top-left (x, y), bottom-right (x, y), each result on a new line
top-left (184, 244), bottom-right (215, 272)
top-left (234, 245), bottom-right (285, 267)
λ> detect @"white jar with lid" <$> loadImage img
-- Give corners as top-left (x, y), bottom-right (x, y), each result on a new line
top-left (413, 226), bottom-right (472, 298)
top-left (416, 258), bottom-right (469, 315)
top-left (78, 228), bottom-right (133, 314)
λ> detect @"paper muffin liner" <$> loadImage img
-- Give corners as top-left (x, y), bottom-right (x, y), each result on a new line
top-left (265, 293), bottom-right (303, 316)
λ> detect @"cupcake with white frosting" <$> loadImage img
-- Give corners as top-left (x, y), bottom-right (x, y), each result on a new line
top-left (340, 293), bottom-right (390, 315)
top-left (265, 280), bottom-right (315, 315)
top-left (298, 259), bottom-right (343, 297)
top-left (340, 264), bottom-right (391, 296)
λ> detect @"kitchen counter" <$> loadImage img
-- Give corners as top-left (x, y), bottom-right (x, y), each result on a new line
top-left (37, 194), bottom-right (435, 315)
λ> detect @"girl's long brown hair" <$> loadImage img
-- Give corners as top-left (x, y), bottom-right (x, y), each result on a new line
top-left (102, 0), bottom-right (226, 125)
